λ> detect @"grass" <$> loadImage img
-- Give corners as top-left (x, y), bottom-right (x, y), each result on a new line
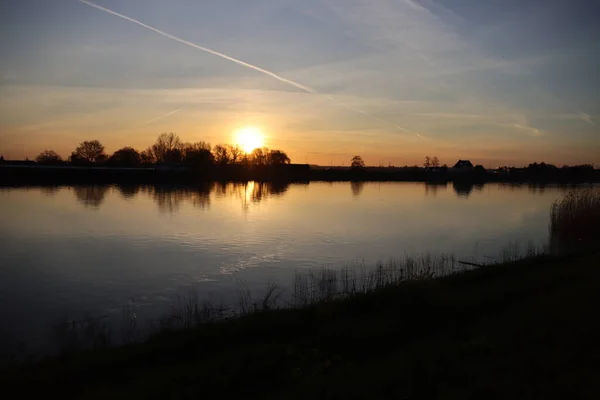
top-left (3, 248), bottom-right (544, 361)
top-left (550, 189), bottom-right (600, 250)
top-left (3, 250), bottom-right (599, 399)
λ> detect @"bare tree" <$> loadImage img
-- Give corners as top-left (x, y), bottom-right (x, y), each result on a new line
top-left (73, 140), bottom-right (106, 163)
top-left (350, 155), bottom-right (365, 169)
top-left (184, 141), bottom-right (211, 153)
top-left (424, 156), bottom-right (431, 168)
top-left (213, 144), bottom-right (230, 165)
top-left (431, 156), bottom-right (440, 168)
top-left (227, 145), bottom-right (243, 165)
top-left (36, 150), bottom-right (63, 164)
top-left (140, 147), bottom-right (156, 164)
top-left (152, 132), bottom-right (182, 163)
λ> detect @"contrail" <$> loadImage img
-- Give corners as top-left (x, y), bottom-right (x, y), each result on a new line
top-left (141, 108), bottom-right (181, 125)
top-left (78, 0), bottom-right (423, 139)
top-left (78, 0), bottom-right (315, 94)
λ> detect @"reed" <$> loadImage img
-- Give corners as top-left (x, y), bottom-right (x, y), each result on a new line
top-left (550, 189), bottom-right (600, 251)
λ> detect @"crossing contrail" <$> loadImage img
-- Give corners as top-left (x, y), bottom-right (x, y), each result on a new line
top-left (78, 0), bottom-right (424, 139)
top-left (141, 108), bottom-right (181, 125)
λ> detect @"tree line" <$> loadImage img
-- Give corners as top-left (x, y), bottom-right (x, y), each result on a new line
top-left (349, 155), bottom-right (445, 169)
top-left (33, 133), bottom-right (291, 168)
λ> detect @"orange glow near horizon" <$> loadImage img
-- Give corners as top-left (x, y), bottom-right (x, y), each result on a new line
top-left (234, 127), bottom-right (265, 153)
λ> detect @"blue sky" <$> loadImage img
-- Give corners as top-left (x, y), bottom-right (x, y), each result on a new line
top-left (0, 0), bottom-right (598, 166)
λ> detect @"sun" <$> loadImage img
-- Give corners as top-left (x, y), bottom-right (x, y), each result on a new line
top-left (234, 127), bottom-right (265, 153)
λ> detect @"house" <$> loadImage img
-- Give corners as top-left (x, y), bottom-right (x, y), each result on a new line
top-left (451, 160), bottom-right (474, 172)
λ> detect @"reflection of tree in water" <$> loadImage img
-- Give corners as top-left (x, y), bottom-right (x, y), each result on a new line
top-left (424, 182), bottom-right (447, 197)
top-left (150, 184), bottom-right (211, 214)
top-left (116, 184), bottom-right (141, 199)
top-left (142, 182), bottom-right (292, 213)
top-left (351, 181), bottom-right (364, 197)
top-left (213, 181), bottom-right (290, 210)
top-left (40, 186), bottom-right (61, 197)
top-left (214, 182), bottom-right (229, 198)
top-left (73, 185), bottom-right (109, 208)
top-left (251, 181), bottom-right (288, 202)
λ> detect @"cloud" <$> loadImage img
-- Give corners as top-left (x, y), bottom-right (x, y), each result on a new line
top-left (513, 123), bottom-right (542, 137)
top-left (78, 0), bottom-right (424, 140)
top-left (402, 0), bottom-right (433, 15)
top-left (556, 112), bottom-right (595, 126)
top-left (414, 113), bottom-right (486, 119)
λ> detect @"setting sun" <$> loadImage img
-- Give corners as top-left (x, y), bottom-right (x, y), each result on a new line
top-left (234, 127), bottom-right (265, 153)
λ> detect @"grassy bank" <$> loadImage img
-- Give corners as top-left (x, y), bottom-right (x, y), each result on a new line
top-left (3, 251), bottom-right (600, 399)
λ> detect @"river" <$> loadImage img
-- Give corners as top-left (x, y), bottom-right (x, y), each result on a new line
top-left (0, 181), bottom-right (590, 353)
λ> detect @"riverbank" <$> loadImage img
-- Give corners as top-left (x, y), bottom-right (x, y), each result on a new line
top-left (1, 163), bottom-right (598, 184)
top-left (3, 251), bottom-right (599, 399)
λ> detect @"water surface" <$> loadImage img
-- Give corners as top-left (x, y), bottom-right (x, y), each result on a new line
top-left (0, 181), bottom-right (587, 352)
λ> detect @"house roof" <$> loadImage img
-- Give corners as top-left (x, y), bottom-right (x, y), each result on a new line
top-left (453, 160), bottom-right (474, 168)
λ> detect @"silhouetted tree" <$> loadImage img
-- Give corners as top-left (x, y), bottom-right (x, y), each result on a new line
top-left (69, 151), bottom-right (88, 166)
top-left (250, 147), bottom-right (269, 166)
top-left (226, 145), bottom-right (243, 165)
top-left (36, 150), bottom-right (63, 165)
top-left (152, 132), bottom-right (182, 164)
top-left (424, 156), bottom-right (431, 168)
top-left (213, 144), bottom-right (231, 165)
top-left (0, 155), bottom-right (5, 163)
top-left (528, 162), bottom-right (558, 170)
top-left (74, 140), bottom-right (106, 163)
top-left (140, 147), bottom-right (156, 164)
top-left (108, 147), bottom-right (141, 166)
top-left (350, 155), bottom-right (365, 169)
top-left (182, 142), bottom-right (214, 168)
top-left (267, 150), bottom-right (291, 165)
top-left (431, 156), bottom-right (440, 168)
top-left (165, 148), bottom-right (183, 164)
top-left (73, 140), bottom-right (106, 163)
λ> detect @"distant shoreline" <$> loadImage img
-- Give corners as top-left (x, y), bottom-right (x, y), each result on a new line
top-left (1, 163), bottom-right (599, 185)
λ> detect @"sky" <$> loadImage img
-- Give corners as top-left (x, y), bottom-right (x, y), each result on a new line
top-left (0, 0), bottom-right (598, 167)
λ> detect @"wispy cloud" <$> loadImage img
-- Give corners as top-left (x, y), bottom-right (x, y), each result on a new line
top-left (414, 113), bottom-right (486, 119)
top-left (579, 112), bottom-right (595, 125)
top-left (556, 112), bottom-right (595, 126)
top-left (513, 123), bottom-right (542, 137)
top-left (402, 0), bottom-right (433, 15)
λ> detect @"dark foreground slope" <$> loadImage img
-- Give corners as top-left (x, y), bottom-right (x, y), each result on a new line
top-left (3, 252), bottom-right (600, 399)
